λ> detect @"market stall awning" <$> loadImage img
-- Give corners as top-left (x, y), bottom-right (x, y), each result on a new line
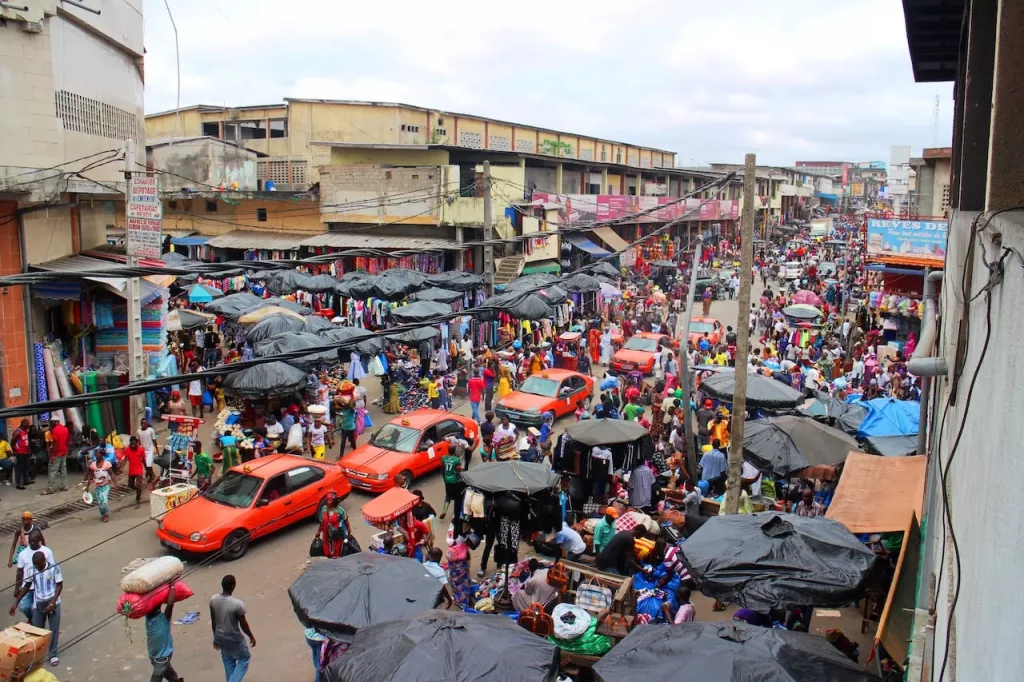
top-left (170, 235), bottom-right (211, 246)
top-left (826, 453), bottom-right (926, 534)
top-left (32, 254), bottom-right (166, 303)
top-left (299, 233), bottom-right (460, 250)
top-left (206, 230), bottom-right (305, 251)
top-left (590, 226), bottom-right (630, 253)
top-left (564, 233), bottom-right (611, 257)
top-left (875, 513), bottom-right (921, 667)
top-left (521, 260), bottom-right (561, 275)
top-left (32, 282), bottom-right (82, 301)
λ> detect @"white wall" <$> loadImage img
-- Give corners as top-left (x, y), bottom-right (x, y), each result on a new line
top-left (927, 209), bottom-right (1024, 682)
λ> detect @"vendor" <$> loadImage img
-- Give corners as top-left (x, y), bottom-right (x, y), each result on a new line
top-left (591, 507), bottom-right (618, 555)
top-left (595, 526), bottom-right (646, 575)
top-left (532, 521), bottom-right (586, 561)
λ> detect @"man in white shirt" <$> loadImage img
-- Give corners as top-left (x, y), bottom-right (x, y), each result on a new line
top-left (741, 461), bottom-right (762, 496)
top-left (460, 334), bottom-right (474, 367)
top-left (10, 548), bottom-right (63, 665)
top-left (137, 418), bottom-right (159, 473)
top-left (188, 362), bottom-right (205, 417)
top-left (13, 530), bottom-right (53, 621)
top-left (804, 366), bottom-right (822, 392)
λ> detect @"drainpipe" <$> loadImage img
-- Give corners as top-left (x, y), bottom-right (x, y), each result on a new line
top-left (908, 269), bottom-right (947, 455)
top-left (16, 212), bottom-right (35, 414)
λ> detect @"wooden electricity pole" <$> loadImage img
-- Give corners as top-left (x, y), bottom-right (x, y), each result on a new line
top-left (724, 153), bottom-right (756, 514)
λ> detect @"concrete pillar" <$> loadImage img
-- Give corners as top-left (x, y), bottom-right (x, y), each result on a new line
top-left (953, 0), bottom-right (997, 211)
top-left (555, 163), bottom-right (563, 194)
top-left (985, 0), bottom-right (1024, 210)
top-left (601, 169), bottom-right (609, 195)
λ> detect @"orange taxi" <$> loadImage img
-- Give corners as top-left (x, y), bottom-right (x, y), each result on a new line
top-left (156, 454), bottom-right (350, 561)
top-left (610, 332), bottom-right (673, 374)
top-left (338, 409), bottom-right (479, 493)
top-left (687, 317), bottom-right (724, 349)
top-left (495, 369), bottom-right (594, 426)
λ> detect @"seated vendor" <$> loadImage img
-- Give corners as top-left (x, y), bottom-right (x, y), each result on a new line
top-left (532, 521), bottom-right (586, 561)
top-left (595, 526), bottom-right (646, 575)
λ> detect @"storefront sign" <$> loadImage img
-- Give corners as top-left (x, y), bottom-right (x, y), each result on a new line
top-left (126, 173), bottom-right (162, 258)
top-left (867, 219), bottom-right (947, 264)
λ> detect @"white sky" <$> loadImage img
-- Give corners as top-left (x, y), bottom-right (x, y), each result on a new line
top-left (142, 0), bottom-right (954, 166)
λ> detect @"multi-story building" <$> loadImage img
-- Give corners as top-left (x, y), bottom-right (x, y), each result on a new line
top-left (909, 147), bottom-right (952, 218)
top-left (1, 0), bottom-right (145, 418)
top-left (147, 99), bottom-right (740, 280)
top-left (899, 2), bottom-right (1024, 681)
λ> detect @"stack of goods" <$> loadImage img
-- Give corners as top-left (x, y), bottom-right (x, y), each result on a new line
top-left (95, 295), bottom-right (169, 360)
top-left (116, 556), bottom-right (193, 620)
top-left (0, 623), bottom-right (52, 679)
top-left (545, 602), bottom-right (613, 655)
top-left (867, 292), bottom-right (922, 317)
top-left (212, 409), bottom-right (243, 437)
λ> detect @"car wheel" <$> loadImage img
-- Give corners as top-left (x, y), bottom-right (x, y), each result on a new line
top-left (222, 529), bottom-right (250, 561)
top-left (396, 470), bottom-right (414, 489)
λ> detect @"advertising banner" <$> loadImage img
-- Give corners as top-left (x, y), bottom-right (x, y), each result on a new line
top-left (866, 219), bottom-right (947, 264)
top-left (532, 193), bottom-right (737, 223)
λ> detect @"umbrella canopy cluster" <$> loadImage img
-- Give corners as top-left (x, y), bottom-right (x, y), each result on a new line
top-left (185, 283), bottom-right (223, 303)
top-left (319, 326), bottom-right (385, 357)
top-left (223, 361), bottom-right (307, 398)
top-left (460, 461), bottom-right (560, 495)
top-left (681, 513), bottom-right (881, 611)
top-left (700, 372), bottom-right (804, 409)
top-left (565, 418), bottom-right (648, 446)
top-left (203, 292), bottom-right (265, 317)
top-left (742, 415), bottom-right (860, 478)
top-left (243, 313), bottom-right (306, 343)
top-left (254, 332), bottom-right (336, 369)
top-left (166, 308), bottom-right (213, 332)
top-left (782, 304), bottom-right (822, 320)
top-left (388, 301), bottom-right (452, 324)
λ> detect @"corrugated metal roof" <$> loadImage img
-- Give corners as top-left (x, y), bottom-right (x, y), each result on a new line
top-left (300, 233), bottom-right (460, 250)
top-left (206, 231), bottom-right (305, 251)
top-left (34, 255), bottom-right (128, 291)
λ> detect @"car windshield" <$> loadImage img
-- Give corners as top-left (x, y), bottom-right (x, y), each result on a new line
top-left (369, 424), bottom-right (420, 453)
top-left (624, 337), bottom-right (659, 352)
top-left (204, 471), bottom-right (263, 508)
top-left (519, 376), bottom-right (560, 398)
top-left (690, 322), bottom-right (715, 334)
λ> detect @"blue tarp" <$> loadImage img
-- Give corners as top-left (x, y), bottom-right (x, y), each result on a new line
top-left (170, 236), bottom-right (211, 246)
top-left (564, 233), bottom-right (611, 257)
top-left (854, 398), bottom-right (919, 438)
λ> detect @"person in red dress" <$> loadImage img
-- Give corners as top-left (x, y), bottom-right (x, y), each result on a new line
top-left (317, 492), bottom-right (351, 558)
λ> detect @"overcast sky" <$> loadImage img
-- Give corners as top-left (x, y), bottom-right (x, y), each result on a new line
top-left (142, 0), bottom-right (953, 166)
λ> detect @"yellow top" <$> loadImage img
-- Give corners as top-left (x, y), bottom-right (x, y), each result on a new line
top-left (0, 440), bottom-right (11, 460)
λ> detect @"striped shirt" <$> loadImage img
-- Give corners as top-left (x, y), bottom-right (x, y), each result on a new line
top-left (23, 560), bottom-right (62, 606)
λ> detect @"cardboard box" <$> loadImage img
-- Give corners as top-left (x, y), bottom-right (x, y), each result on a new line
top-left (0, 623), bottom-right (50, 679)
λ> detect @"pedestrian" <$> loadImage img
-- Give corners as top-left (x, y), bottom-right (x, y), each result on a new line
top-left (84, 449), bottom-right (115, 522)
top-left (10, 549), bottom-right (63, 667)
top-left (701, 288), bottom-right (713, 316)
top-left (673, 586), bottom-right (695, 623)
top-left (44, 420), bottom-right (69, 495)
top-left (316, 492), bottom-right (350, 558)
top-left (124, 435), bottom-right (147, 509)
top-left (165, 391), bottom-right (188, 434)
top-left (482, 362), bottom-right (496, 412)
top-left (427, 371), bottom-right (442, 409)
top-left (305, 418), bottom-right (332, 461)
top-left (188, 361), bottom-right (205, 417)
top-left (146, 577), bottom-right (183, 682)
top-left (191, 440), bottom-right (214, 489)
top-left (467, 369), bottom-right (484, 423)
top-left (337, 404), bottom-right (357, 457)
top-left (138, 418), bottom-right (159, 484)
top-left (480, 411), bottom-right (496, 462)
top-left (12, 529), bottom-right (51, 621)
top-left (439, 440), bottom-right (465, 521)
top-left (210, 574), bottom-right (255, 682)
top-left (0, 434), bottom-right (14, 488)
top-left (10, 420), bottom-right (32, 490)
top-left (7, 511), bottom-right (44, 572)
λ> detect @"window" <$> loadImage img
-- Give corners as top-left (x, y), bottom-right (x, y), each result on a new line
top-left (601, 145), bottom-right (607, 162)
top-left (206, 200), bottom-right (217, 212)
top-left (202, 122), bottom-right (220, 138)
top-left (54, 90), bottom-right (142, 141)
top-left (270, 119), bottom-right (287, 138)
top-left (587, 183), bottom-right (601, 194)
top-left (437, 117), bottom-right (445, 126)
top-left (257, 208), bottom-right (268, 221)
top-left (616, 151), bottom-right (623, 164)
top-left (401, 124), bottom-right (420, 133)
top-left (436, 420), bottom-right (464, 439)
top-left (285, 466), bottom-right (325, 493)
top-left (223, 123), bottom-right (238, 142)
top-left (238, 121), bottom-right (266, 140)
top-left (259, 474), bottom-right (287, 503)
top-left (205, 471), bottom-right (262, 508)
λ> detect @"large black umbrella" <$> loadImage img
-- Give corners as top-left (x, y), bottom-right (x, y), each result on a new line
top-left (425, 270), bottom-right (484, 291)
top-left (244, 314), bottom-right (306, 343)
top-left (460, 461), bottom-right (560, 495)
top-left (244, 297), bottom-right (312, 316)
top-left (388, 301), bottom-right (452, 324)
top-left (564, 418), bottom-right (648, 446)
top-left (587, 261), bottom-right (620, 280)
top-left (502, 273), bottom-right (559, 292)
top-left (320, 326), bottom-right (384, 356)
top-left (324, 610), bottom-right (559, 682)
top-left (802, 390), bottom-right (868, 434)
top-left (289, 555), bottom-right (445, 641)
top-left (681, 512), bottom-right (881, 611)
top-left (480, 291), bottom-right (553, 321)
top-left (369, 269), bottom-right (427, 299)
top-left (700, 372), bottom-right (804, 409)
top-left (223, 361), bottom-right (307, 398)
top-left (303, 273), bottom-right (341, 293)
top-left (385, 325), bottom-right (440, 346)
top-left (302, 315), bottom-right (335, 332)
top-left (560, 272), bottom-right (602, 293)
top-left (203, 292), bottom-right (264, 317)
top-left (265, 270), bottom-right (317, 295)
top-left (254, 332), bottom-right (336, 369)
top-left (743, 416), bottom-right (860, 478)
top-left (862, 434), bottom-right (917, 457)
top-left (593, 622), bottom-right (878, 682)
top-left (409, 287), bottom-right (464, 303)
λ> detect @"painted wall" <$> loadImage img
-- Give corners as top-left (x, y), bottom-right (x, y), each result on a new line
top-left (159, 196), bottom-right (323, 235)
top-left (328, 147), bottom-right (450, 167)
top-left (521, 216), bottom-right (559, 262)
top-left (525, 167), bottom-right (558, 194)
top-left (318, 165), bottom-right (442, 224)
top-left (0, 202), bottom-right (31, 421)
top-left (149, 140), bottom-right (259, 191)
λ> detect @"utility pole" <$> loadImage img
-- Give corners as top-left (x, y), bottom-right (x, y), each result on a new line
top-left (675, 235), bottom-right (703, 481)
top-left (724, 153), bottom-right (756, 514)
top-left (482, 161), bottom-right (494, 294)
top-left (123, 139), bottom-right (153, 430)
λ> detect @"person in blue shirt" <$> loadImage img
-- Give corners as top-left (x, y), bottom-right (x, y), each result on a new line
top-left (698, 333), bottom-right (712, 353)
top-left (699, 439), bottom-right (729, 496)
top-left (146, 577), bottom-right (182, 682)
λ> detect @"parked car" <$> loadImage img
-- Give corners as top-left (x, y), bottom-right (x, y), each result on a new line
top-left (495, 369), bottom-right (594, 426)
top-left (692, 278), bottom-right (721, 301)
top-left (687, 317), bottom-right (725, 348)
top-left (156, 454), bottom-right (351, 561)
top-left (611, 332), bottom-right (674, 374)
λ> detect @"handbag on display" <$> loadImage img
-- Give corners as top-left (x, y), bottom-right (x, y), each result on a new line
top-left (546, 561), bottom-right (569, 592)
top-left (596, 605), bottom-right (632, 639)
top-left (574, 578), bottom-right (613, 614)
top-left (517, 603), bottom-right (554, 637)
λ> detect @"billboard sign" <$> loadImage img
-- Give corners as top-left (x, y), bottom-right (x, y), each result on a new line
top-left (126, 173), bottom-right (162, 259)
top-left (867, 219), bottom-right (947, 264)
top-left (531, 193), bottom-right (739, 224)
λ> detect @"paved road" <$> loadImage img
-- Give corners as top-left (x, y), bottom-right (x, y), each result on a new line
top-left (0, 291), bottom-right (756, 682)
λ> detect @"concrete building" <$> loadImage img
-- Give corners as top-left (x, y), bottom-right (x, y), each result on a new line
top-left (909, 147), bottom-right (952, 218)
top-left (901, 2), bottom-right (1024, 681)
top-left (0, 0), bottom-right (144, 417)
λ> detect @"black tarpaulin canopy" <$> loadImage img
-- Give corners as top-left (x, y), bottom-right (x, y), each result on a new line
top-left (224, 361), bottom-right (307, 398)
top-left (680, 512), bottom-right (881, 611)
top-left (369, 268), bottom-right (428, 299)
top-left (560, 272), bottom-right (602, 293)
top-left (323, 609), bottom-right (559, 682)
top-left (243, 314), bottom-right (307, 343)
top-left (265, 270), bottom-right (317, 295)
top-left (564, 418), bottom-right (648, 446)
top-left (460, 461), bottom-right (561, 494)
top-left (502, 274), bottom-right (559, 292)
top-left (649, 260), bottom-right (677, 269)
top-left (303, 273), bottom-right (341, 292)
top-left (593, 622), bottom-right (879, 682)
top-left (388, 300), bottom-right (452, 323)
top-left (742, 415), bottom-right (860, 478)
top-left (409, 287), bottom-right (464, 303)
top-left (385, 325), bottom-right (440, 345)
top-left (203, 292), bottom-right (264, 317)
top-left (319, 326), bottom-right (384, 356)
top-left (302, 315), bottom-right (335, 332)
top-left (588, 261), bottom-right (620, 280)
top-left (700, 372), bottom-right (805, 408)
top-left (253, 297), bottom-right (313, 316)
top-left (425, 270), bottom-right (484, 291)
top-left (479, 291), bottom-right (554, 321)
top-left (862, 434), bottom-right (918, 457)
top-left (254, 332), bottom-right (337, 369)
top-left (289, 555), bottom-right (446, 641)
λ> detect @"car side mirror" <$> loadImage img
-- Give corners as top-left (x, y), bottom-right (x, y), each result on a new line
top-left (256, 498), bottom-right (269, 508)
